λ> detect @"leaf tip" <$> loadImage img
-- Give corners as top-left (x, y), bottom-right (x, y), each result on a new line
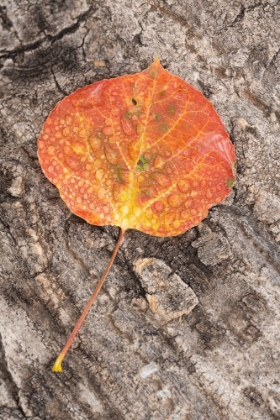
top-left (147, 57), bottom-right (163, 79)
top-left (153, 56), bottom-right (161, 65)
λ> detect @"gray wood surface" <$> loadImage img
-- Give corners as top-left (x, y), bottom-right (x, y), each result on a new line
top-left (1, 1), bottom-right (280, 419)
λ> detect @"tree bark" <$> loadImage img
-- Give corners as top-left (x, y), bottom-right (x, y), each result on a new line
top-left (1, 1), bottom-right (280, 419)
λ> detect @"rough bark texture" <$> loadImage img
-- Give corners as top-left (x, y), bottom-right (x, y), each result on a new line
top-left (1, 1), bottom-right (280, 419)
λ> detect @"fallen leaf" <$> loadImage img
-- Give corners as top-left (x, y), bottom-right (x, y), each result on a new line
top-left (37, 58), bottom-right (236, 371)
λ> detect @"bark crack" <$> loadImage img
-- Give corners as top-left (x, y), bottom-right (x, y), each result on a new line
top-left (148, 0), bottom-right (189, 29)
top-left (51, 67), bottom-right (68, 96)
top-left (0, 333), bottom-right (27, 418)
top-left (0, 6), bottom-right (95, 60)
top-left (229, 2), bottom-right (274, 26)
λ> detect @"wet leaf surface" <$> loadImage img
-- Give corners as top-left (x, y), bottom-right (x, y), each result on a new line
top-left (38, 59), bottom-right (236, 237)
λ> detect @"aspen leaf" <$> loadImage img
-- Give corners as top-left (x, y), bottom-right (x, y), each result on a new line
top-left (38, 59), bottom-right (236, 371)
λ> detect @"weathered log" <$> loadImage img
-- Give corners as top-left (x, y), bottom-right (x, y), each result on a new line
top-left (1, 1), bottom-right (280, 419)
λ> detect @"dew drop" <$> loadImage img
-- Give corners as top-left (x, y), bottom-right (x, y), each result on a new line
top-left (145, 209), bottom-right (153, 220)
top-left (128, 144), bottom-right (139, 161)
top-left (78, 129), bottom-right (87, 138)
top-left (137, 124), bottom-right (145, 134)
top-left (113, 184), bottom-right (130, 202)
top-left (111, 106), bottom-right (121, 116)
top-left (98, 188), bottom-right (106, 199)
top-left (177, 180), bottom-right (191, 193)
top-left (65, 115), bottom-right (72, 125)
top-left (121, 116), bottom-right (135, 136)
top-left (163, 149), bottom-right (172, 158)
top-left (154, 155), bottom-right (165, 168)
top-left (118, 170), bottom-right (131, 183)
top-left (185, 199), bottom-right (193, 208)
top-left (47, 146), bottom-right (55, 154)
top-left (72, 140), bottom-right (86, 155)
top-left (154, 201), bottom-right (164, 213)
top-left (105, 118), bottom-right (112, 126)
top-left (89, 135), bottom-right (102, 151)
top-left (168, 194), bottom-right (184, 208)
top-left (173, 220), bottom-right (180, 228)
top-left (103, 126), bottom-right (114, 136)
top-left (121, 205), bottom-right (129, 215)
top-left (64, 146), bottom-right (72, 154)
top-left (144, 187), bottom-right (156, 198)
top-left (181, 210), bottom-right (189, 218)
top-left (95, 169), bottom-right (105, 181)
top-left (165, 213), bottom-right (175, 224)
top-left (83, 171), bottom-right (91, 178)
top-left (94, 158), bottom-right (103, 168)
top-left (121, 217), bottom-right (130, 229)
top-left (105, 146), bottom-right (118, 165)
top-left (137, 174), bottom-right (145, 184)
top-left (153, 172), bottom-right (171, 187)
top-left (133, 207), bottom-right (142, 217)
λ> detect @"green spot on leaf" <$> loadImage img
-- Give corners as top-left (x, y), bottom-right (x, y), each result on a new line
top-left (226, 178), bottom-right (235, 188)
top-left (136, 155), bottom-right (149, 171)
top-left (169, 104), bottom-right (176, 113)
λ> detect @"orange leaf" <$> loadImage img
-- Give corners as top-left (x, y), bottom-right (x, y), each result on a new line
top-left (38, 58), bottom-right (235, 237)
top-left (38, 59), bottom-right (236, 371)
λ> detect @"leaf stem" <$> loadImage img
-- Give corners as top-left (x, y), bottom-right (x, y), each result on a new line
top-left (52, 228), bottom-right (126, 372)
